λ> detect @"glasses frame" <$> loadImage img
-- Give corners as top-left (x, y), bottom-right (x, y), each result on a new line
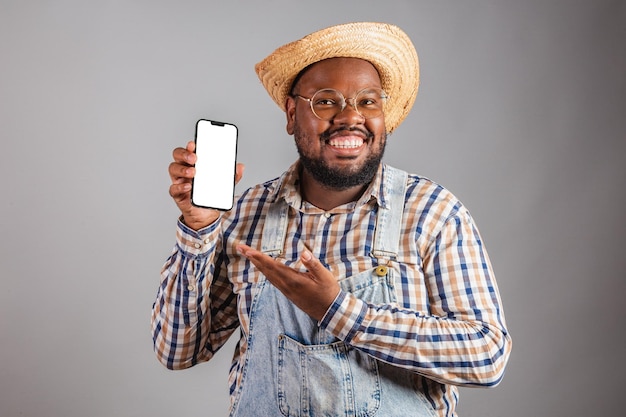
top-left (293, 87), bottom-right (389, 121)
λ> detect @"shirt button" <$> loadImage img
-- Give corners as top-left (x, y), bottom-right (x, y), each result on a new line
top-left (194, 243), bottom-right (201, 249)
top-left (324, 212), bottom-right (331, 218)
top-left (204, 238), bottom-right (211, 244)
top-left (187, 284), bottom-right (195, 291)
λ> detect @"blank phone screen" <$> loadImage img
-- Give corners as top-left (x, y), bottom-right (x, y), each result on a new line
top-left (191, 120), bottom-right (238, 210)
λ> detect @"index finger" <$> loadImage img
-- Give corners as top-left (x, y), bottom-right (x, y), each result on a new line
top-left (172, 141), bottom-right (196, 166)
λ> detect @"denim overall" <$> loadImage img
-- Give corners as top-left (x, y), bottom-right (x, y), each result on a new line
top-left (230, 167), bottom-right (436, 417)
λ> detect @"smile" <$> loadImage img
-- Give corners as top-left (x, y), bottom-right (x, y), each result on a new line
top-left (328, 137), bottom-right (364, 149)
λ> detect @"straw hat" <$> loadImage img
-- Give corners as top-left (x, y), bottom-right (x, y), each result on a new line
top-left (255, 22), bottom-right (419, 133)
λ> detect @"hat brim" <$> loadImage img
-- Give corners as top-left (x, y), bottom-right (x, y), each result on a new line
top-left (255, 22), bottom-right (419, 133)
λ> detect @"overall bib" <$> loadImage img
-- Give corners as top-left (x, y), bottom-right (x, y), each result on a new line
top-left (230, 167), bottom-right (436, 417)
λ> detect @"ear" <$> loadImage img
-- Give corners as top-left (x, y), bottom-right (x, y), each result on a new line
top-left (285, 96), bottom-right (296, 135)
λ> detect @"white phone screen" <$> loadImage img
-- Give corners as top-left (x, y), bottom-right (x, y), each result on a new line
top-left (191, 119), bottom-right (238, 211)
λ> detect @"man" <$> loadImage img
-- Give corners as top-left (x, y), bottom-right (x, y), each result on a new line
top-left (152, 22), bottom-right (512, 417)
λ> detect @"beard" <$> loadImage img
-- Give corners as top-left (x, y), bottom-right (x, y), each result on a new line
top-left (294, 124), bottom-right (386, 191)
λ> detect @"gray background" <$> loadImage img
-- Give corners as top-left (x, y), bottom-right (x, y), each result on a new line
top-left (1, 1), bottom-right (624, 416)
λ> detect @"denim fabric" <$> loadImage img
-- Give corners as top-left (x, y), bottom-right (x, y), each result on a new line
top-left (230, 167), bottom-right (436, 417)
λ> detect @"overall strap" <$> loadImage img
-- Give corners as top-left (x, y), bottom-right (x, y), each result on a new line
top-left (372, 165), bottom-right (408, 262)
top-left (260, 198), bottom-right (289, 257)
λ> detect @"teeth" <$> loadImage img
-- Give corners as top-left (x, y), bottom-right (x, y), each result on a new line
top-left (328, 138), bottom-right (363, 148)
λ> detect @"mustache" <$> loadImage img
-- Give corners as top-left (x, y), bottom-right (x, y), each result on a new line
top-left (320, 127), bottom-right (374, 142)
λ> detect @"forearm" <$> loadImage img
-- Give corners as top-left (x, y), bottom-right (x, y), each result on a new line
top-left (151, 219), bottom-right (238, 370)
top-left (321, 291), bottom-right (511, 386)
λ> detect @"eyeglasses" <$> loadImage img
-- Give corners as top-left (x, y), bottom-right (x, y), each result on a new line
top-left (293, 87), bottom-right (388, 121)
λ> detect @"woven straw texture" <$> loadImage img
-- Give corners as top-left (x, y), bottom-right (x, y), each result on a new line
top-left (255, 22), bottom-right (419, 133)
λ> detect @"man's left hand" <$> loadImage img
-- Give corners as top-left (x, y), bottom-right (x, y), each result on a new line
top-left (236, 243), bottom-right (341, 321)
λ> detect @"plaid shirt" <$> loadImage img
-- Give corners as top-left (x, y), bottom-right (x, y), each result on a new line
top-left (152, 162), bottom-right (512, 417)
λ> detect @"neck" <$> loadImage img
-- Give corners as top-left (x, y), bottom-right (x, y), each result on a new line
top-left (299, 170), bottom-right (370, 211)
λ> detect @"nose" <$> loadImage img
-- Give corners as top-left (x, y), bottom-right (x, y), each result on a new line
top-left (334, 97), bottom-right (365, 124)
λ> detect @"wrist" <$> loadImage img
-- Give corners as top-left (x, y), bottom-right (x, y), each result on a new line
top-left (180, 214), bottom-right (219, 231)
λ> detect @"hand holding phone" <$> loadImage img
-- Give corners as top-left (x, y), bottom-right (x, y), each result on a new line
top-left (191, 119), bottom-right (238, 211)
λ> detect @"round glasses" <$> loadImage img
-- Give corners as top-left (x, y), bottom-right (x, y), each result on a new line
top-left (294, 87), bottom-right (388, 121)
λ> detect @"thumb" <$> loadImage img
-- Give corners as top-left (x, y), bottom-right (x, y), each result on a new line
top-left (300, 250), bottom-right (325, 276)
top-left (235, 163), bottom-right (245, 185)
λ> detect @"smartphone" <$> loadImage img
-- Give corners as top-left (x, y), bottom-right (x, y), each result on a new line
top-left (191, 119), bottom-right (238, 211)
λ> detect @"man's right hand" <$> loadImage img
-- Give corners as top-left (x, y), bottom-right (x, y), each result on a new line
top-left (168, 141), bottom-right (245, 231)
